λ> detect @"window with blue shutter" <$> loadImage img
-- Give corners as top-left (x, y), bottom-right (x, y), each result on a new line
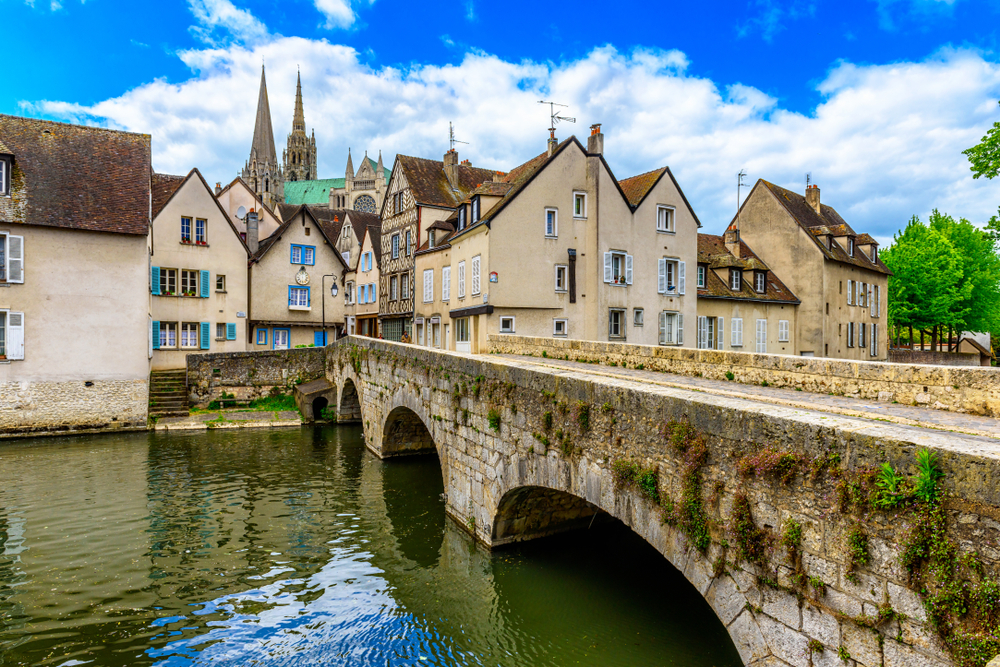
top-left (256, 328), bottom-right (267, 345)
top-left (226, 323), bottom-right (237, 340)
top-left (152, 321), bottom-right (160, 349)
top-left (200, 322), bottom-right (210, 349)
top-left (314, 331), bottom-right (327, 347)
top-left (200, 270), bottom-right (209, 298)
top-left (151, 267), bottom-right (161, 295)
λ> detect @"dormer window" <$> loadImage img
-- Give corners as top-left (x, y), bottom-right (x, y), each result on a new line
top-left (471, 196), bottom-right (480, 224)
top-left (755, 271), bottom-right (766, 293)
top-left (429, 230), bottom-right (436, 248)
top-left (730, 269), bottom-right (741, 291)
top-left (871, 245), bottom-right (878, 262)
top-left (848, 237), bottom-right (854, 257)
top-left (457, 206), bottom-right (466, 231)
top-left (0, 157), bottom-right (10, 196)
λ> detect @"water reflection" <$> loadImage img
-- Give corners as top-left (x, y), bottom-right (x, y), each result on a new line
top-left (0, 426), bottom-right (741, 667)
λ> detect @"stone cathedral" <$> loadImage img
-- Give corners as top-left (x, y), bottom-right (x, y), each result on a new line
top-left (241, 65), bottom-right (284, 210)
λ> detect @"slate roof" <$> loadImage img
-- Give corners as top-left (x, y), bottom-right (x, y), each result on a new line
top-left (753, 180), bottom-right (891, 275)
top-left (152, 173), bottom-right (186, 218)
top-left (619, 167), bottom-right (668, 206)
top-left (394, 154), bottom-right (498, 208)
top-left (0, 114), bottom-right (151, 235)
top-left (697, 234), bottom-right (800, 304)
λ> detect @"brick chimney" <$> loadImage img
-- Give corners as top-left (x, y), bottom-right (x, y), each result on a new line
top-left (724, 228), bottom-right (740, 256)
top-left (547, 129), bottom-right (557, 157)
top-left (443, 149), bottom-right (459, 189)
top-left (587, 123), bottom-right (604, 155)
top-left (461, 159), bottom-right (471, 166)
top-left (215, 182), bottom-right (222, 195)
top-left (806, 184), bottom-right (821, 215)
top-left (246, 210), bottom-right (259, 254)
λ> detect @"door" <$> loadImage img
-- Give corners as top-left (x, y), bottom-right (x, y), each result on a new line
top-left (455, 318), bottom-right (471, 353)
top-left (273, 329), bottom-right (290, 350)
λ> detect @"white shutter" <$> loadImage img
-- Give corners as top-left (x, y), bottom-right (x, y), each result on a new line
top-left (658, 259), bottom-right (666, 294)
top-left (424, 269), bottom-right (433, 303)
top-left (731, 318), bottom-right (739, 347)
top-left (756, 319), bottom-right (767, 354)
top-left (876, 285), bottom-right (881, 317)
top-left (871, 323), bottom-right (877, 356)
top-left (847, 279), bottom-right (853, 305)
top-left (8, 235), bottom-right (23, 284)
top-left (8, 312), bottom-right (24, 360)
top-left (678, 261), bottom-right (686, 295)
top-left (625, 255), bottom-right (633, 285)
top-left (717, 318), bottom-right (724, 350)
top-left (471, 256), bottom-right (480, 295)
top-left (856, 281), bottom-right (861, 307)
top-left (869, 284), bottom-right (875, 317)
top-left (677, 314), bottom-right (684, 345)
top-left (659, 311), bottom-right (667, 345)
top-left (442, 267), bottom-right (451, 301)
top-left (698, 316), bottom-right (707, 349)
top-left (604, 252), bottom-right (612, 283)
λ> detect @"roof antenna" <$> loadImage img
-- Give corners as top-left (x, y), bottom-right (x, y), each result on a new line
top-left (806, 172), bottom-right (812, 190)
top-left (736, 169), bottom-right (748, 236)
top-left (538, 100), bottom-right (575, 138)
top-left (449, 122), bottom-right (467, 151)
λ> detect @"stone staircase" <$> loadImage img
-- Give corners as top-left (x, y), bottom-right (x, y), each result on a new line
top-left (149, 369), bottom-right (189, 418)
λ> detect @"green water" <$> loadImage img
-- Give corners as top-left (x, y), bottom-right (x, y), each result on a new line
top-left (0, 426), bottom-right (741, 666)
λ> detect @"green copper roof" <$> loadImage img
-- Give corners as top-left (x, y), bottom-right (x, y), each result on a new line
top-left (284, 178), bottom-right (344, 205)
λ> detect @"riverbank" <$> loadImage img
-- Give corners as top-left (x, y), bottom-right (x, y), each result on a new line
top-left (154, 408), bottom-right (303, 431)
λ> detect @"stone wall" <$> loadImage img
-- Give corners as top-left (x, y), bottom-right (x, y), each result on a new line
top-left (0, 379), bottom-right (148, 436)
top-left (328, 337), bottom-right (1000, 667)
top-left (888, 349), bottom-right (981, 367)
top-left (186, 348), bottom-right (326, 408)
top-left (489, 334), bottom-right (1000, 416)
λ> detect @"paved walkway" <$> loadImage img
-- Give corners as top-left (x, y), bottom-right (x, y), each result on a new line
top-left (155, 409), bottom-right (302, 431)
top-left (498, 355), bottom-right (1000, 442)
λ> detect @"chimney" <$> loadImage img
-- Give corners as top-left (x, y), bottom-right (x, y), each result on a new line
top-left (461, 159), bottom-right (471, 166)
top-left (724, 227), bottom-right (740, 255)
top-left (547, 129), bottom-right (557, 157)
top-left (806, 184), bottom-right (821, 215)
top-left (587, 123), bottom-right (604, 155)
top-left (246, 210), bottom-right (259, 254)
top-left (215, 182), bottom-right (222, 195)
top-left (443, 149), bottom-right (459, 189)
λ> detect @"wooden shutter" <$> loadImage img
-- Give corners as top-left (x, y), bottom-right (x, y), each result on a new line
top-left (698, 316), bottom-right (707, 349)
top-left (869, 284), bottom-right (875, 317)
top-left (625, 255), bottom-right (633, 285)
top-left (731, 318), bottom-right (739, 347)
top-left (658, 259), bottom-right (666, 294)
top-left (717, 318), bottom-right (724, 350)
top-left (152, 320), bottom-right (160, 350)
top-left (472, 257), bottom-right (480, 294)
top-left (226, 323), bottom-right (237, 340)
top-left (200, 322), bottom-right (210, 349)
top-left (604, 252), bottom-right (612, 283)
top-left (151, 266), bottom-right (161, 295)
top-left (856, 281), bottom-right (861, 307)
top-left (8, 235), bottom-right (23, 284)
top-left (659, 311), bottom-right (667, 345)
top-left (372, 282), bottom-right (377, 302)
top-left (200, 270), bottom-right (210, 298)
top-left (442, 267), bottom-right (450, 301)
top-left (8, 312), bottom-right (24, 359)
top-left (678, 262), bottom-right (686, 295)
top-left (847, 279), bottom-right (853, 305)
top-left (424, 270), bottom-right (433, 303)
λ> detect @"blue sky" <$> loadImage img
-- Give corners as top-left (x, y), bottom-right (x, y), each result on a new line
top-left (6, 0), bottom-right (1000, 241)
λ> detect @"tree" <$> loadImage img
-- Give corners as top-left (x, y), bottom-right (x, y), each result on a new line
top-left (964, 101), bottom-right (1000, 181)
top-left (928, 210), bottom-right (1000, 336)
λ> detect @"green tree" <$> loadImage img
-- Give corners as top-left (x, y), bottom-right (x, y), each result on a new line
top-left (964, 101), bottom-right (1000, 181)
top-left (928, 210), bottom-right (1000, 336)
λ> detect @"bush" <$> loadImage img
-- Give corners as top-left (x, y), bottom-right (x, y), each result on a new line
top-left (487, 408), bottom-right (501, 432)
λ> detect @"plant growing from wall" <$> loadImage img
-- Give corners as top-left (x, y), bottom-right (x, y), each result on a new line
top-left (738, 448), bottom-right (803, 485)
top-left (576, 402), bottom-right (590, 432)
top-left (542, 411), bottom-right (553, 430)
top-left (487, 408), bottom-right (501, 432)
top-left (729, 493), bottom-right (772, 567)
top-left (874, 461), bottom-right (908, 509)
top-left (781, 518), bottom-right (803, 562)
top-left (845, 526), bottom-right (870, 584)
top-left (915, 449), bottom-right (944, 503)
top-left (663, 420), bottom-right (711, 552)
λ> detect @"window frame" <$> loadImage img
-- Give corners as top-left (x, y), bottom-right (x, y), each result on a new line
top-left (778, 320), bottom-right (790, 342)
top-left (608, 251), bottom-right (630, 286)
top-left (272, 328), bottom-right (290, 350)
top-left (731, 317), bottom-right (744, 347)
top-left (544, 208), bottom-right (558, 238)
top-left (555, 265), bottom-right (568, 292)
top-left (609, 308), bottom-right (626, 339)
top-left (457, 206), bottom-right (467, 231)
top-left (730, 269), bottom-right (741, 291)
top-left (215, 274), bottom-right (226, 292)
top-left (195, 218), bottom-right (207, 244)
top-left (345, 281), bottom-right (354, 304)
top-left (390, 275), bottom-right (399, 300)
top-left (458, 261), bottom-right (466, 299)
top-left (553, 318), bottom-right (568, 337)
top-left (401, 273), bottom-right (409, 299)
top-left (406, 230), bottom-right (412, 256)
top-left (755, 271), bottom-right (766, 294)
top-left (659, 311), bottom-right (681, 345)
top-left (633, 308), bottom-right (644, 327)
top-left (656, 205), bottom-right (675, 233)
top-left (159, 268), bottom-right (177, 296)
top-left (290, 244), bottom-right (316, 266)
top-left (755, 319), bottom-right (767, 354)
top-left (215, 323), bottom-right (226, 341)
top-left (573, 192), bottom-right (587, 219)
top-left (159, 321), bottom-right (178, 349)
top-left (180, 322), bottom-right (200, 349)
top-left (442, 266), bottom-right (451, 302)
top-left (471, 255), bottom-right (481, 296)
top-left (181, 217), bottom-right (192, 243)
top-left (256, 328), bottom-right (267, 345)
top-left (180, 269), bottom-right (199, 296)
top-left (391, 234), bottom-right (400, 259)
top-left (423, 269), bottom-right (434, 303)
top-left (499, 316), bottom-right (515, 333)
top-left (288, 285), bottom-right (311, 309)
top-left (697, 265), bottom-right (706, 288)
top-left (0, 157), bottom-right (9, 196)
top-left (472, 196), bottom-right (481, 224)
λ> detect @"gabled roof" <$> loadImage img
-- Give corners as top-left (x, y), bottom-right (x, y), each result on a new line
top-left (748, 180), bottom-right (891, 275)
top-left (619, 167), bottom-right (668, 206)
top-left (217, 176), bottom-right (277, 218)
top-left (360, 224), bottom-right (383, 268)
top-left (152, 173), bottom-right (186, 219)
top-left (152, 168), bottom-right (249, 255)
top-left (393, 154), bottom-right (498, 208)
top-left (0, 114), bottom-right (151, 235)
top-left (250, 204), bottom-right (348, 271)
top-left (697, 233), bottom-right (800, 304)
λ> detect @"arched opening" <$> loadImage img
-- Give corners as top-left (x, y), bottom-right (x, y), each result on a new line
top-left (381, 405), bottom-right (435, 457)
top-left (312, 396), bottom-right (329, 420)
top-left (338, 379), bottom-right (361, 423)
top-left (492, 485), bottom-right (608, 547)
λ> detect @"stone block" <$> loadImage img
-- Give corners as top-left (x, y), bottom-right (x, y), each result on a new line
top-left (762, 586), bottom-right (802, 630)
top-left (842, 622), bottom-right (881, 667)
top-left (887, 582), bottom-right (927, 623)
top-left (758, 612), bottom-right (810, 667)
top-left (825, 588), bottom-right (864, 617)
top-left (883, 639), bottom-right (951, 667)
top-left (802, 602), bottom-right (840, 647)
top-left (729, 609), bottom-right (772, 666)
top-left (899, 619), bottom-right (948, 661)
top-left (803, 552), bottom-right (839, 589)
top-left (841, 569), bottom-right (885, 605)
top-left (706, 574), bottom-right (748, 626)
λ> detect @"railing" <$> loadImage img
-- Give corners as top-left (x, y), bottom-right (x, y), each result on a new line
top-left (353, 180), bottom-right (375, 190)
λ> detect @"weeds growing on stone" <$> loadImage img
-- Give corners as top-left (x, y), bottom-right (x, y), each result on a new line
top-left (576, 402), bottom-right (590, 431)
top-left (487, 408), bottom-right (501, 432)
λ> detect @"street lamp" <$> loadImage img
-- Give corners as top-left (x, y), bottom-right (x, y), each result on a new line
top-left (321, 274), bottom-right (339, 345)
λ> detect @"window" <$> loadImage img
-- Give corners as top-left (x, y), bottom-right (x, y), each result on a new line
top-left (553, 319), bottom-right (568, 337)
top-left (555, 265), bottom-right (568, 292)
top-left (857, 281), bottom-right (863, 307)
top-left (659, 312), bottom-right (683, 345)
top-left (605, 251), bottom-right (632, 285)
top-left (755, 271), bottom-right (766, 293)
top-left (216, 275), bottom-right (226, 292)
top-left (180, 322), bottom-right (199, 349)
top-left (181, 217), bottom-right (191, 242)
top-left (847, 322), bottom-right (855, 348)
top-left (392, 234), bottom-right (400, 259)
top-left (342, 251), bottom-right (350, 265)
top-left (390, 275), bottom-right (399, 300)
top-left (289, 286), bottom-right (310, 309)
top-left (656, 206), bottom-right (675, 233)
top-left (871, 246), bottom-right (878, 262)
top-left (256, 328), bottom-right (267, 345)
top-left (731, 318), bottom-right (744, 347)
top-left (634, 308), bottom-right (644, 327)
top-left (159, 322), bottom-right (178, 349)
top-left (159, 268), bottom-right (177, 295)
top-left (458, 206), bottom-right (467, 231)
top-left (874, 284), bottom-right (880, 317)
top-left (545, 208), bottom-right (558, 237)
top-left (196, 218), bottom-right (207, 244)
top-left (346, 281), bottom-right (354, 304)
top-left (697, 265), bottom-right (706, 288)
top-left (755, 319), bottom-right (767, 354)
top-left (273, 329), bottom-right (289, 350)
top-left (609, 309), bottom-right (626, 339)
top-left (456, 317), bottom-right (470, 342)
top-left (472, 197), bottom-right (480, 223)
top-left (401, 274), bottom-right (409, 299)
top-left (216, 323), bottom-right (226, 340)
top-left (290, 244), bottom-right (315, 265)
top-left (871, 323), bottom-right (878, 357)
top-left (442, 266), bottom-right (451, 301)
top-left (406, 230), bottom-right (412, 256)
top-left (429, 230), bottom-right (436, 248)
top-left (357, 284), bottom-right (365, 304)
top-left (730, 269), bottom-right (741, 291)
top-left (848, 237), bottom-right (855, 256)
top-left (847, 279), bottom-right (854, 305)
top-left (181, 270), bottom-right (198, 296)
top-left (0, 158), bottom-right (8, 196)
top-left (471, 255), bottom-right (481, 295)
top-left (657, 258), bottom-right (684, 294)
top-left (860, 322), bottom-right (867, 349)
top-left (697, 316), bottom-right (716, 349)
top-left (574, 192), bottom-right (587, 218)
top-left (423, 269), bottom-right (434, 303)
top-left (778, 320), bottom-right (789, 342)
top-left (458, 261), bottom-right (466, 298)
top-left (500, 316), bottom-right (515, 333)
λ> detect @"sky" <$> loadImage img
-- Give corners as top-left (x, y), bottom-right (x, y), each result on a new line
top-left (6, 0), bottom-right (1000, 243)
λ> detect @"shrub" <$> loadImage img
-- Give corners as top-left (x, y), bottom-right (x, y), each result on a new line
top-left (730, 494), bottom-right (772, 567)
top-left (915, 449), bottom-right (943, 503)
top-left (725, 371), bottom-right (735, 381)
top-left (875, 461), bottom-right (908, 509)
top-left (576, 402), bottom-right (590, 431)
top-left (488, 408), bottom-right (501, 432)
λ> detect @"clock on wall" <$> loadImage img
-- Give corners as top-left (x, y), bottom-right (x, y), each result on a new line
top-left (295, 266), bottom-right (311, 285)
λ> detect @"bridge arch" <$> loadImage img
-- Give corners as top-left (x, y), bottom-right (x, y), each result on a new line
top-left (338, 378), bottom-right (361, 423)
top-left (381, 396), bottom-right (437, 457)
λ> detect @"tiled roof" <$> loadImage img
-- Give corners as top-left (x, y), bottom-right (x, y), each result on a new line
top-left (619, 167), bottom-right (667, 206)
top-left (276, 202), bottom-right (299, 221)
top-left (855, 233), bottom-right (877, 245)
top-left (0, 114), bottom-right (151, 235)
top-left (284, 178), bottom-right (344, 205)
top-left (697, 234), bottom-right (800, 304)
top-left (469, 180), bottom-right (512, 197)
top-left (362, 224), bottom-right (383, 268)
top-left (0, 138), bottom-right (10, 154)
top-left (251, 204), bottom-right (348, 270)
top-left (756, 180), bottom-right (890, 275)
top-left (152, 173), bottom-right (186, 218)
top-left (395, 154), bottom-right (499, 208)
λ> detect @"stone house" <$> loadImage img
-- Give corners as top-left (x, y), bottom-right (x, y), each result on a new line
top-left (413, 125), bottom-right (700, 352)
top-left (0, 114), bottom-right (151, 433)
top-left (696, 232), bottom-right (800, 354)
top-left (248, 205), bottom-right (351, 349)
top-left (733, 180), bottom-right (890, 360)
top-left (150, 169), bottom-right (250, 370)
top-left (215, 176), bottom-right (281, 249)
top-left (379, 151), bottom-right (498, 341)
top-left (345, 224), bottom-right (382, 337)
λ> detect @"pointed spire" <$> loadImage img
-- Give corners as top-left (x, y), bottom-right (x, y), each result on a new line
top-left (346, 148), bottom-right (354, 180)
top-left (293, 67), bottom-right (305, 133)
top-left (376, 149), bottom-right (384, 176)
top-left (250, 65), bottom-right (277, 166)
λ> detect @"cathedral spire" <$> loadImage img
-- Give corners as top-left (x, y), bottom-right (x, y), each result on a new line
top-left (346, 148), bottom-right (354, 180)
top-left (293, 67), bottom-right (305, 133)
top-left (250, 65), bottom-right (277, 166)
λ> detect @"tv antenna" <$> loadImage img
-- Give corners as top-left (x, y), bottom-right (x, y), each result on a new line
top-left (736, 169), bottom-right (749, 233)
top-left (806, 172), bottom-right (812, 189)
top-left (448, 122), bottom-right (467, 151)
top-left (538, 101), bottom-right (575, 133)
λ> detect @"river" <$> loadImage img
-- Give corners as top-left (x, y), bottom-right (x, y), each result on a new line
top-left (0, 425), bottom-right (741, 666)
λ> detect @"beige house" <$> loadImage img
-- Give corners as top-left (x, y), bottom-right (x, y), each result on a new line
top-left (345, 224), bottom-right (382, 337)
top-left (248, 205), bottom-right (351, 349)
top-left (413, 126), bottom-right (700, 352)
top-left (734, 180), bottom-right (890, 360)
top-left (0, 115), bottom-right (151, 433)
top-left (150, 169), bottom-right (250, 370)
top-left (215, 176), bottom-right (281, 249)
top-left (696, 232), bottom-right (800, 354)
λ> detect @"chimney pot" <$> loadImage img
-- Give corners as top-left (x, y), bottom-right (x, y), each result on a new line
top-left (587, 123), bottom-right (604, 155)
top-left (805, 184), bottom-right (821, 214)
top-left (724, 228), bottom-right (740, 254)
top-left (215, 182), bottom-right (222, 195)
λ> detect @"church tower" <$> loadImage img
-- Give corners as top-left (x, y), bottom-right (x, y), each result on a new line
top-left (242, 65), bottom-right (284, 210)
top-left (283, 69), bottom-right (317, 183)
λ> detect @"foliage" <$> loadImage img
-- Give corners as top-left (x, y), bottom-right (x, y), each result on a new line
top-left (248, 394), bottom-right (297, 411)
top-left (738, 448), bottom-right (802, 484)
top-left (837, 646), bottom-right (851, 662)
top-left (542, 411), bottom-right (553, 430)
top-left (487, 408), bottom-right (501, 432)
top-left (781, 518), bottom-right (803, 561)
top-left (576, 402), bottom-right (590, 431)
top-left (964, 102), bottom-right (1000, 181)
top-left (809, 576), bottom-right (827, 597)
top-left (664, 420), bottom-right (711, 552)
top-left (915, 448), bottom-right (944, 504)
top-left (729, 493), bottom-right (772, 567)
top-left (319, 406), bottom-right (338, 420)
top-left (845, 526), bottom-right (870, 584)
top-left (724, 371), bottom-right (735, 381)
top-left (874, 461), bottom-right (908, 509)
top-left (929, 210), bottom-right (1000, 335)
top-left (610, 460), bottom-right (659, 503)
top-left (808, 639), bottom-right (824, 654)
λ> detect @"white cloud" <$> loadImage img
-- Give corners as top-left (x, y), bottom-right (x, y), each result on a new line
top-left (187, 0), bottom-right (268, 45)
top-left (314, 0), bottom-right (358, 29)
top-left (23, 41), bottom-right (1000, 243)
